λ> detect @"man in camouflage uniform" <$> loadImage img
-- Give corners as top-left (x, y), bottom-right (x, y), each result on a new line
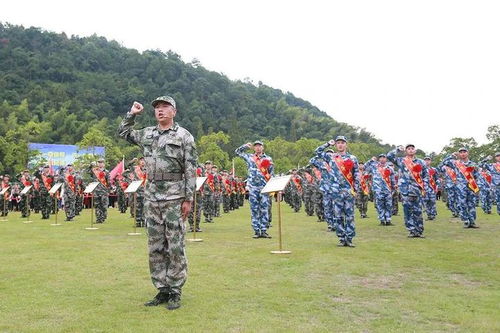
top-left (235, 140), bottom-right (274, 239)
top-left (118, 95), bottom-right (197, 310)
top-left (423, 157), bottom-right (439, 220)
top-left (18, 170), bottom-right (33, 218)
top-left (310, 153), bottom-right (336, 230)
top-left (212, 165), bottom-right (222, 217)
top-left (311, 167), bottom-right (324, 222)
top-left (300, 167), bottom-right (316, 217)
top-left (289, 169), bottom-right (303, 213)
top-left (35, 165), bottom-right (54, 220)
top-left (89, 159), bottom-right (110, 224)
top-left (114, 173), bottom-right (129, 214)
top-left (61, 164), bottom-right (77, 222)
top-left (477, 168), bottom-right (493, 214)
top-left (1, 175), bottom-right (11, 217)
top-left (365, 155), bottom-right (396, 225)
top-left (480, 152), bottom-right (500, 215)
top-left (441, 148), bottom-right (481, 228)
top-left (202, 161), bottom-right (216, 223)
top-left (356, 162), bottom-right (371, 219)
top-left (314, 136), bottom-right (360, 247)
top-left (75, 175), bottom-right (84, 216)
top-left (388, 144), bottom-right (431, 237)
top-left (124, 157), bottom-right (147, 226)
top-left (188, 166), bottom-right (203, 232)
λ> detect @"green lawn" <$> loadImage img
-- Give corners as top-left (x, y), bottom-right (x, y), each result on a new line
top-left (0, 201), bottom-right (499, 332)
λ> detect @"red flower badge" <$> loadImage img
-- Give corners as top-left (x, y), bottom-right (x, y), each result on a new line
top-left (47, 178), bottom-right (53, 184)
top-left (384, 169), bottom-right (391, 177)
top-left (412, 164), bottom-right (422, 173)
top-left (99, 171), bottom-right (105, 178)
top-left (466, 166), bottom-right (475, 173)
top-left (261, 159), bottom-right (271, 169)
top-left (68, 175), bottom-right (74, 182)
top-left (343, 159), bottom-right (354, 171)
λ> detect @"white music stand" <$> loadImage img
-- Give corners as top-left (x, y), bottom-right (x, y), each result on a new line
top-left (84, 182), bottom-right (100, 230)
top-left (125, 180), bottom-right (144, 235)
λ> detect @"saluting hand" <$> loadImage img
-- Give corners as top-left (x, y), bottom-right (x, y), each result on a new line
top-left (130, 102), bottom-right (144, 115)
top-left (397, 145), bottom-right (405, 152)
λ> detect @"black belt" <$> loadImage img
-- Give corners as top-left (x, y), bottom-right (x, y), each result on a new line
top-left (147, 172), bottom-right (184, 182)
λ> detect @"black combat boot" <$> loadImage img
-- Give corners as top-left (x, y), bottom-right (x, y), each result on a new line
top-left (144, 288), bottom-right (170, 306)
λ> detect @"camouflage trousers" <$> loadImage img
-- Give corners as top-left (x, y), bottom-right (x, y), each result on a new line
top-left (313, 190), bottom-right (324, 221)
top-left (444, 186), bottom-right (459, 216)
top-left (203, 194), bottom-right (215, 222)
top-left (291, 192), bottom-right (302, 212)
top-left (238, 193), bottom-right (244, 207)
top-left (222, 194), bottom-right (231, 213)
top-left (64, 194), bottom-right (76, 220)
top-left (188, 193), bottom-right (202, 229)
top-left (423, 194), bottom-right (437, 219)
top-left (214, 193), bottom-right (221, 217)
top-left (374, 191), bottom-right (393, 223)
top-left (39, 192), bottom-right (51, 219)
top-left (145, 199), bottom-right (187, 295)
top-left (456, 185), bottom-right (478, 227)
top-left (133, 193), bottom-right (145, 226)
top-left (20, 195), bottom-right (30, 218)
top-left (230, 194), bottom-right (238, 210)
top-left (94, 194), bottom-right (108, 223)
top-left (392, 191), bottom-right (399, 216)
top-left (322, 191), bottom-right (335, 228)
top-left (402, 194), bottom-right (424, 235)
top-left (32, 192), bottom-right (41, 213)
top-left (479, 188), bottom-right (493, 214)
top-left (303, 190), bottom-right (314, 216)
top-left (495, 186), bottom-right (500, 215)
top-left (248, 188), bottom-right (270, 232)
top-left (75, 194), bottom-right (83, 215)
top-left (333, 190), bottom-right (356, 242)
top-left (117, 191), bottom-right (127, 213)
top-left (356, 192), bottom-right (369, 217)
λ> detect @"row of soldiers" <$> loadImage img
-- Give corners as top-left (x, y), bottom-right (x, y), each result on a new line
top-left (0, 160), bottom-right (112, 223)
top-left (282, 148), bottom-right (499, 235)
top-left (187, 160), bottom-right (247, 232)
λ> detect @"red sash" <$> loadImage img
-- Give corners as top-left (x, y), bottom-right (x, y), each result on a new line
top-left (444, 166), bottom-right (457, 183)
top-left (66, 173), bottom-right (76, 193)
top-left (304, 172), bottom-right (314, 184)
top-left (206, 173), bottom-right (215, 192)
top-left (292, 176), bottom-right (302, 192)
top-left (2, 183), bottom-right (9, 199)
top-left (93, 169), bottom-right (108, 187)
top-left (41, 175), bottom-right (53, 190)
top-left (232, 180), bottom-right (237, 194)
top-left (495, 163), bottom-right (500, 173)
top-left (428, 168), bottom-right (437, 193)
top-left (135, 166), bottom-right (147, 186)
top-left (454, 161), bottom-right (479, 193)
top-left (21, 176), bottom-right (32, 187)
top-left (360, 174), bottom-right (370, 195)
top-left (481, 171), bottom-right (492, 184)
top-left (34, 180), bottom-right (40, 191)
top-left (224, 179), bottom-right (232, 195)
top-left (120, 181), bottom-right (129, 191)
top-left (378, 166), bottom-right (392, 191)
top-left (252, 155), bottom-right (271, 182)
top-left (334, 155), bottom-right (355, 194)
top-left (313, 168), bottom-right (322, 180)
top-left (402, 157), bottom-right (425, 194)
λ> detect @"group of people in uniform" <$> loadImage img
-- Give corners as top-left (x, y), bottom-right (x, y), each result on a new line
top-left (239, 138), bottom-right (500, 248)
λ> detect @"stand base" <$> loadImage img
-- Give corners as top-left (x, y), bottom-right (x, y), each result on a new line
top-left (50, 223), bottom-right (62, 226)
top-left (0, 219), bottom-right (8, 222)
top-left (23, 220), bottom-right (33, 224)
top-left (128, 232), bottom-right (141, 236)
top-left (85, 227), bottom-right (99, 230)
top-left (188, 238), bottom-right (203, 242)
top-left (270, 250), bottom-right (292, 254)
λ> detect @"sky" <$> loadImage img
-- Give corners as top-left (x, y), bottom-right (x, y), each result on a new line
top-left (3, 0), bottom-right (500, 153)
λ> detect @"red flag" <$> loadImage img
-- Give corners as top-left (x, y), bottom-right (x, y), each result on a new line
top-left (109, 160), bottom-right (124, 181)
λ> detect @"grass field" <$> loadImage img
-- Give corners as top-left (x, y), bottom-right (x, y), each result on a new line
top-left (0, 201), bottom-right (499, 332)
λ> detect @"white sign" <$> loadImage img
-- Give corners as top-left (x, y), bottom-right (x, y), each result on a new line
top-left (261, 175), bottom-right (292, 194)
top-left (49, 183), bottom-right (63, 195)
top-left (125, 180), bottom-right (144, 193)
top-left (20, 185), bottom-right (33, 195)
top-left (84, 182), bottom-right (100, 194)
top-left (196, 177), bottom-right (207, 191)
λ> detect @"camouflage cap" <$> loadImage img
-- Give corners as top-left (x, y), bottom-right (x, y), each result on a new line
top-left (204, 160), bottom-right (212, 165)
top-left (253, 140), bottom-right (264, 146)
top-left (335, 135), bottom-right (348, 142)
top-left (424, 156), bottom-right (431, 160)
top-left (378, 154), bottom-right (386, 158)
top-left (496, 152), bottom-right (500, 157)
top-left (151, 95), bottom-right (176, 108)
top-left (97, 158), bottom-right (105, 163)
top-left (458, 147), bottom-right (468, 152)
top-left (405, 144), bottom-right (415, 149)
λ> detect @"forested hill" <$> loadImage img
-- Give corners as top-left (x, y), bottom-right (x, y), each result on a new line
top-left (0, 23), bottom-right (392, 174)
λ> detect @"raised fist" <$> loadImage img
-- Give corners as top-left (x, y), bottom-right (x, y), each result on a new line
top-left (246, 142), bottom-right (252, 148)
top-left (397, 145), bottom-right (405, 151)
top-left (130, 101), bottom-right (144, 115)
top-left (328, 139), bottom-right (335, 146)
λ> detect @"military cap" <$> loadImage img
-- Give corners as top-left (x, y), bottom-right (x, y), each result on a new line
top-left (97, 158), bottom-right (105, 162)
top-left (335, 135), bottom-right (348, 142)
top-left (151, 95), bottom-right (176, 108)
top-left (212, 165), bottom-right (218, 169)
top-left (424, 156), bottom-right (431, 160)
top-left (458, 147), bottom-right (468, 152)
top-left (405, 144), bottom-right (415, 149)
top-left (43, 165), bottom-right (50, 168)
top-left (204, 160), bottom-right (212, 165)
top-left (496, 152), bottom-right (500, 157)
top-left (378, 154), bottom-right (386, 158)
top-left (22, 169), bottom-right (29, 173)
top-left (66, 163), bottom-right (73, 167)
top-left (253, 140), bottom-right (264, 146)
top-left (3, 174), bottom-right (10, 178)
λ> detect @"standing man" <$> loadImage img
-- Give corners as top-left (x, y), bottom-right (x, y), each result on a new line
top-left (202, 161), bottom-right (216, 223)
top-left (235, 140), bottom-right (274, 239)
top-left (290, 169), bottom-right (303, 213)
top-left (18, 170), bottom-right (33, 218)
top-left (356, 162), bottom-right (371, 219)
top-left (89, 159), bottom-right (110, 224)
top-left (61, 164), bottom-right (77, 222)
top-left (441, 148), bottom-right (481, 228)
top-left (314, 136), bottom-right (360, 247)
top-left (423, 157), bottom-right (439, 221)
top-left (124, 157), bottom-right (147, 227)
top-left (387, 144), bottom-right (431, 238)
top-left (118, 95), bottom-right (197, 310)
top-left (480, 152), bottom-right (500, 215)
top-left (1, 175), bottom-right (11, 217)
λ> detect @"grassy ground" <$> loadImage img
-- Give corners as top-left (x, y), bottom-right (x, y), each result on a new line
top-left (0, 201), bottom-right (498, 332)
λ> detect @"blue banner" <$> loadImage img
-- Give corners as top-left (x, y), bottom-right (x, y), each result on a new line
top-left (28, 143), bottom-right (105, 170)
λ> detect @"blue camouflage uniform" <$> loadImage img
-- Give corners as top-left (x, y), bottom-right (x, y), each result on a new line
top-left (365, 160), bottom-right (395, 225)
top-left (309, 156), bottom-right (338, 231)
top-left (438, 164), bottom-right (460, 217)
top-left (441, 155), bottom-right (480, 227)
top-left (480, 159), bottom-right (500, 215)
top-left (477, 169), bottom-right (493, 214)
top-left (387, 149), bottom-right (431, 236)
top-left (424, 165), bottom-right (439, 220)
top-left (235, 144), bottom-right (274, 235)
top-left (315, 143), bottom-right (359, 245)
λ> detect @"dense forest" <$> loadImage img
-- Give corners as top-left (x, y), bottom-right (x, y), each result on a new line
top-left (0, 23), bottom-right (498, 176)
